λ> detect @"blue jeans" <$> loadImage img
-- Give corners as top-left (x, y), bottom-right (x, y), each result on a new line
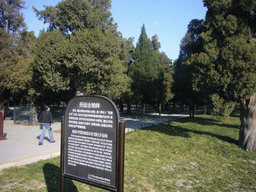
top-left (39, 123), bottom-right (54, 143)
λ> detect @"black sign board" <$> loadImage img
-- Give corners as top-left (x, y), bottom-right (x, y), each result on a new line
top-left (60, 95), bottom-right (124, 192)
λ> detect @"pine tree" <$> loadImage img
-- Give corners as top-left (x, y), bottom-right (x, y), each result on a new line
top-left (129, 24), bottom-right (161, 115)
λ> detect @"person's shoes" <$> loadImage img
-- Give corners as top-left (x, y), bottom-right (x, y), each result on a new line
top-left (38, 142), bottom-right (43, 145)
top-left (50, 140), bottom-right (55, 143)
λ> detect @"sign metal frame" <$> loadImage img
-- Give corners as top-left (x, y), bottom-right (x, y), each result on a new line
top-left (60, 95), bottom-right (125, 192)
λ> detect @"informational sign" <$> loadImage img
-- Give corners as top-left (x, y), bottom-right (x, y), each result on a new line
top-left (61, 95), bottom-right (124, 191)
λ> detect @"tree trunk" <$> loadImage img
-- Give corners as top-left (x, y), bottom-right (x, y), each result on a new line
top-left (239, 93), bottom-right (256, 152)
top-left (188, 99), bottom-right (194, 118)
top-left (158, 103), bottom-right (161, 117)
top-left (203, 105), bottom-right (207, 114)
top-left (119, 102), bottom-right (124, 113)
top-left (127, 102), bottom-right (131, 114)
top-left (173, 102), bottom-right (176, 113)
top-left (140, 103), bottom-right (146, 118)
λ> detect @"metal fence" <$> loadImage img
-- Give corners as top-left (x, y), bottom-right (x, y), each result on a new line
top-left (13, 105), bottom-right (38, 125)
top-left (4, 105), bottom-right (66, 125)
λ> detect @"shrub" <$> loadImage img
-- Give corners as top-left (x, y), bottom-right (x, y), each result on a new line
top-left (208, 93), bottom-right (236, 118)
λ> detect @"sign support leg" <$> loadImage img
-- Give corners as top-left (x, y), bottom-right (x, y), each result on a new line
top-left (60, 116), bottom-right (65, 192)
top-left (118, 122), bottom-right (125, 192)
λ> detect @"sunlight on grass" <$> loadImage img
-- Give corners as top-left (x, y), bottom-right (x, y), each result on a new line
top-left (0, 113), bottom-right (256, 191)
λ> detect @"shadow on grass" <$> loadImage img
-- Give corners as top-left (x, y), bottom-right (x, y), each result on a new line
top-left (43, 163), bottom-right (78, 192)
top-left (143, 117), bottom-right (238, 145)
top-left (178, 116), bottom-right (240, 129)
top-left (230, 107), bottom-right (240, 118)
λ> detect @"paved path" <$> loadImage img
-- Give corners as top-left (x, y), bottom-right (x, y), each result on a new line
top-left (0, 109), bottom-right (202, 170)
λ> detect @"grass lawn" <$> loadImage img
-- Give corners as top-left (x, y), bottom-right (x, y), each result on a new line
top-left (0, 109), bottom-right (256, 191)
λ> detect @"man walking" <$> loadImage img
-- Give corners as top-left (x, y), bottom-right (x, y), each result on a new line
top-left (39, 106), bottom-right (55, 145)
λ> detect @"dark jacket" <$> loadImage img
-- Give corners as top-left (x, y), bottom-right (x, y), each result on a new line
top-left (40, 110), bottom-right (53, 124)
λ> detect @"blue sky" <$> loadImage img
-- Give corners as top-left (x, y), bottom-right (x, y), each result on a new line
top-left (22, 0), bottom-right (207, 61)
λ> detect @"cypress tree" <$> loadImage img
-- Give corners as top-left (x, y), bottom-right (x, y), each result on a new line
top-left (190, 0), bottom-right (256, 151)
top-left (151, 34), bottom-right (174, 112)
top-left (129, 24), bottom-right (161, 115)
top-left (173, 19), bottom-right (204, 117)
top-left (33, 0), bottom-right (132, 103)
top-left (0, 0), bottom-right (35, 105)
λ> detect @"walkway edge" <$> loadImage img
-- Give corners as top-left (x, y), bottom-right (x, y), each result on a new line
top-left (0, 151), bottom-right (60, 170)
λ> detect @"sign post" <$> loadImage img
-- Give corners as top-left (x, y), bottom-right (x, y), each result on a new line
top-left (60, 96), bottom-right (125, 191)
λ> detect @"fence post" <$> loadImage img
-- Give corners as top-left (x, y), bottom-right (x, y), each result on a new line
top-left (14, 105), bottom-right (16, 124)
top-left (29, 104), bottom-right (32, 125)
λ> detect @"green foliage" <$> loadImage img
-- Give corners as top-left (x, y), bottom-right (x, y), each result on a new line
top-left (0, 0), bottom-right (27, 96)
top-left (151, 34), bottom-right (174, 105)
top-left (0, 0), bottom-right (37, 104)
top-left (16, 30), bottom-right (37, 57)
top-left (33, 28), bottom-right (132, 102)
top-left (208, 93), bottom-right (237, 118)
top-left (0, 29), bottom-right (13, 101)
top-left (129, 24), bottom-right (162, 104)
top-left (0, 28), bottom-right (13, 64)
top-left (32, 0), bottom-right (132, 103)
top-left (4, 56), bottom-right (33, 93)
top-left (0, 0), bottom-right (26, 34)
top-left (33, 0), bottom-right (113, 34)
top-left (173, 19), bottom-right (205, 106)
top-left (33, 30), bottom-right (71, 93)
top-left (151, 34), bottom-right (161, 51)
top-left (3, 30), bottom-right (36, 103)
top-left (69, 28), bottom-right (131, 99)
top-left (158, 52), bottom-right (174, 105)
top-left (192, 0), bottom-right (256, 103)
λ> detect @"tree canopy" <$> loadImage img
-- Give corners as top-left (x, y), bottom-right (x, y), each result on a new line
top-left (33, 0), bottom-right (114, 34)
top-left (151, 34), bottom-right (173, 108)
top-left (173, 19), bottom-right (205, 115)
top-left (0, 0), bottom-right (36, 106)
top-left (157, 51), bottom-right (174, 108)
top-left (186, 0), bottom-right (256, 151)
top-left (32, 0), bottom-right (132, 103)
top-left (129, 24), bottom-right (162, 105)
top-left (191, 0), bottom-right (256, 102)
top-left (0, 0), bottom-right (26, 34)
